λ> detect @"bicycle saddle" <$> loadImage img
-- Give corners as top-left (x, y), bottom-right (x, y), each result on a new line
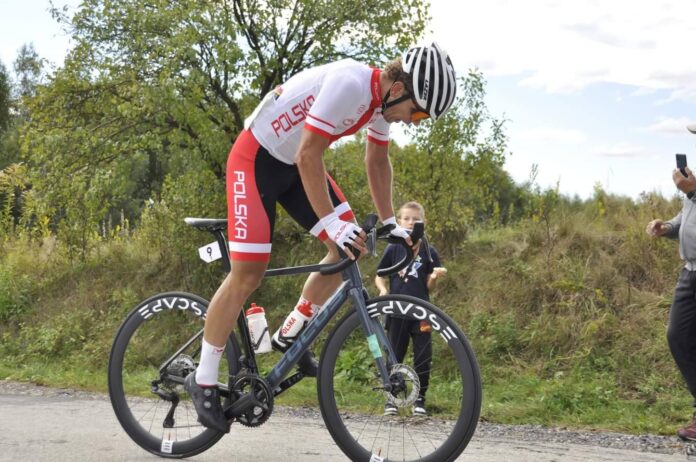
top-left (184, 217), bottom-right (228, 232)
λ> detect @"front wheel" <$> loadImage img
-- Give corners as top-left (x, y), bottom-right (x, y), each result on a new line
top-left (317, 295), bottom-right (481, 462)
top-left (108, 292), bottom-right (241, 458)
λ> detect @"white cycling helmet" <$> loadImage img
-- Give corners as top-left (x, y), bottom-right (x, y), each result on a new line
top-left (402, 42), bottom-right (457, 120)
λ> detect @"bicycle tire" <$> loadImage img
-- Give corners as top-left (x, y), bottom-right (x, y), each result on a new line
top-left (108, 292), bottom-right (241, 458)
top-left (317, 295), bottom-right (481, 462)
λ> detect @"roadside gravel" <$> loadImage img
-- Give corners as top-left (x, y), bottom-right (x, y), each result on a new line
top-left (0, 379), bottom-right (686, 457)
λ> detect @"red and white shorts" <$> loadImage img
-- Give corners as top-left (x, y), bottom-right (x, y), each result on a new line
top-left (226, 130), bottom-right (354, 262)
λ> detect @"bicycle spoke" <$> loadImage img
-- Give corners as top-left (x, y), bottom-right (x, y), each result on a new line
top-left (109, 293), bottom-right (239, 457)
top-left (318, 296), bottom-right (481, 461)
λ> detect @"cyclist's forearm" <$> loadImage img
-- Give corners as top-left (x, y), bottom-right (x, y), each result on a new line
top-left (365, 144), bottom-right (394, 221)
top-left (296, 131), bottom-right (335, 219)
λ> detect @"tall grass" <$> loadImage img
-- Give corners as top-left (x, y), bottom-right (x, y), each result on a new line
top-left (0, 192), bottom-right (691, 433)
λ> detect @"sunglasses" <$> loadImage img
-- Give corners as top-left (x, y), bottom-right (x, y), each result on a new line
top-left (410, 97), bottom-right (430, 122)
top-left (411, 110), bottom-right (430, 122)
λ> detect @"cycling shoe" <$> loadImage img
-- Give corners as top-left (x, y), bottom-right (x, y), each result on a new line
top-left (184, 373), bottom-right (230, 433)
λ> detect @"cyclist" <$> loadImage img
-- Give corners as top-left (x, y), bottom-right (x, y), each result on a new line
top-left (185, 42), bottom-right (458, 433)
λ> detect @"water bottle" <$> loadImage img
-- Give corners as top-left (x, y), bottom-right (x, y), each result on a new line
top-left (271, 299), bottom-right (314, 350)
top-left (246, 303), bottom-right (272, 354)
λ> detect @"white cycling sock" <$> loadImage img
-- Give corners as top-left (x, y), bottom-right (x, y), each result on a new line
top-left (310, 302), bottom-right (322, 319)
top-left (195, 339), bottom-right (224, 387)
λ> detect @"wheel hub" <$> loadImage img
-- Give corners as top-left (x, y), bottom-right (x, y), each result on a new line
top-left (386, 363), bottom-right (420, 407)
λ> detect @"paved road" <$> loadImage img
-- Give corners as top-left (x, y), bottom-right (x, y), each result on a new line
top-left (0, 384), bottom-right (688, 462)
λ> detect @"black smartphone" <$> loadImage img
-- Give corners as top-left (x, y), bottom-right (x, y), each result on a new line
top-left (677, 153), bottom-right (688, 177)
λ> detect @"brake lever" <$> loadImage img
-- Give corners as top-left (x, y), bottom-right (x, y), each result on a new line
top-left (375, 222), bottom-right (424, 277)
top-left (367, 227), bottom-right (377, 257)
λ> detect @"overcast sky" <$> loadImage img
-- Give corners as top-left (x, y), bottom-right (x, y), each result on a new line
top-left (2, 0), bottom-right (696, 199)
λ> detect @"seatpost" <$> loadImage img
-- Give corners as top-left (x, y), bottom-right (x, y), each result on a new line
top-left (213, 230), bottom-right (231, 273)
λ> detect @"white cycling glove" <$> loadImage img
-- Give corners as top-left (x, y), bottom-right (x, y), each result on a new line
top-left (321, 212), bottom-right (363, 249)
top-left (382, 216), bottom-right (411, 240)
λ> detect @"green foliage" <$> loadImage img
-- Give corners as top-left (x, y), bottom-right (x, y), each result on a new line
top-left (0, 61), bottom-right (10, 133)
top-left (12, 43), bottom-right (44, 101)
top-left (13, 0), bottom-right (429, 255)
top-left (393, 70), bottom-right (512, 253)
top-left (0, 163), bottom-right (28, 236)
top-left (1, 0), bottom-right (692, 436)
top-left (0, 263), bottom-right (31, 323)
top-left (0, 190), bottom-right (691, 434)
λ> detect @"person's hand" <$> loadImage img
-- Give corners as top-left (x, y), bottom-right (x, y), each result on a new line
top-left (430, 267), bottom-right (448, 280)
top-left (321, 212), bottom-right (367, 259)
top-left (378, 289), bottom-right (388, 296)
top-left (673, 167), bottom-right (696, 194)
top-left (645, 219), bottom-right (669, 237)
top-left (382, 216), bottom-right (414, 247)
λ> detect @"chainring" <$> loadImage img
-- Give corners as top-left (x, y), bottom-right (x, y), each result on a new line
top-left (230, 373), bottom-right (274, 428)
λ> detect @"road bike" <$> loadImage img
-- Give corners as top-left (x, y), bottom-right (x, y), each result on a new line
top-left (108, 214), bottom-right (482, 461)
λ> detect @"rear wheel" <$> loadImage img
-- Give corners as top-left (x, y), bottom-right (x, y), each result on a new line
top-left (317, 295), bottom-right (481, 462)
top-left (108, 292), bottom-right (240, 458)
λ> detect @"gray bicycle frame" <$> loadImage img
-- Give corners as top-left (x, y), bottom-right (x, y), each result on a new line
top-left (179, 219), bottom-right (401, 397)
top-left (264, 261), bottom-right (396, 391)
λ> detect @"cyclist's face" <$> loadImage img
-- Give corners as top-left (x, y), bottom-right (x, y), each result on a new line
top-left (382, 84), bottom-right (429, 126)
top-left (398, 207), bottom-right (424, 230)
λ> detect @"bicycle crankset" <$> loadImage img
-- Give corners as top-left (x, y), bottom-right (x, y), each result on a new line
top-left (227, 373), bottom-right (274, 427)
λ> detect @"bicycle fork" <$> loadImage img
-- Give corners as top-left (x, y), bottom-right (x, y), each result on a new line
top-left (344, 272), bottom-right (400, 394)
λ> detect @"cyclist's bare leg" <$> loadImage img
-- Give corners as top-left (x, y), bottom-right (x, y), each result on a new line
top-left (299, 241), bottom-right (342, 307)
top-left (204, 260), bottom-right (268, 345)
top-left (195, 260), bottom-right (267, 386)
top-left (270, 241), bottom-right (341, 377)
top-left (185, 260), bottom-right (267, 432)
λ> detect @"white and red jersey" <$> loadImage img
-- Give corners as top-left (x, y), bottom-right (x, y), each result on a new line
top-left (245, 59), bottom-right (390, 164)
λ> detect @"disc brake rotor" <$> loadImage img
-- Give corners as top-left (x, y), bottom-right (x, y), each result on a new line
top-left (386, 363), bottom-right (420, 407)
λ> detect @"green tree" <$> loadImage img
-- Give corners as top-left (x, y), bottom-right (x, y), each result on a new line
top-left (13, 43), bottom-right (44, 101)
top-left (0, 61), bottom-right (10, 133)
top-left (1, 57), bottom-right (25, 230)
top-left (0, 60), bottom-right (18, 170)
top-left (393, 70), bottom-right (509, 253)
top-left (21, 0), bottom-right (428, 255)
top-left (2, 45), bottom-right (43, 169)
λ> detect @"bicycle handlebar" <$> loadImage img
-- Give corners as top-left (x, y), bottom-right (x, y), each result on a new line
top-left (300, 214), bottom-right (425, 277)
top-left (319, 214), bottom-right (379, 275)
top-left (375, 221), bottom-right (424, 277)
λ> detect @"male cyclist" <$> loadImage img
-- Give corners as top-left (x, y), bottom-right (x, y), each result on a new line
top-left (185, 42), bottom-right (458, 433)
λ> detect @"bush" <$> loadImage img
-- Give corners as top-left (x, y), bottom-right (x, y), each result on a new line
top-left (0, 264), bottom-right (31, 322)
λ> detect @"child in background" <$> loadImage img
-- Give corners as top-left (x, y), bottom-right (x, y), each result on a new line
top-left (375, 201), bottom-right (447, 416)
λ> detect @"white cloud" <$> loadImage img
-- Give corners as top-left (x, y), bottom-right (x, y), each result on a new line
top-left (433, 0), bottom-right (696, 98)
top-left (646, 117), bottom-right (695, 135)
